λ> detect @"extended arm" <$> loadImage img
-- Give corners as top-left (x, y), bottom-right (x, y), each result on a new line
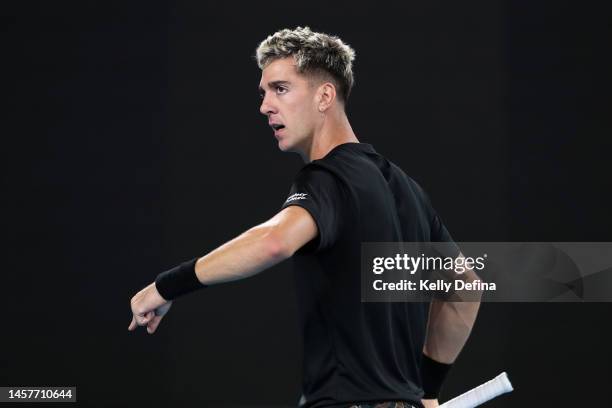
top-left (192, 205), bottom-right (317, 285)
top-left (128, 206), bottom-right (317, 334)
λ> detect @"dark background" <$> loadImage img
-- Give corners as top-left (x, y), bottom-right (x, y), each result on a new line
top-left (3, 1), bottom-right (611, 407)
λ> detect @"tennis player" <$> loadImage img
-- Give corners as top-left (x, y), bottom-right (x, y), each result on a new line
top-left (128, 26), bottom-right (481, 408)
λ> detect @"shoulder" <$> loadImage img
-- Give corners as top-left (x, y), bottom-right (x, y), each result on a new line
top-left (292, 162), bottom-right (343, 189)
top-left (389, 162), bottom-right (427, 193)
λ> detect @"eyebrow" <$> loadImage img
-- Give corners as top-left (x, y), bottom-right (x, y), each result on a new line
top-left (258, 80), bottom-right (291, 95)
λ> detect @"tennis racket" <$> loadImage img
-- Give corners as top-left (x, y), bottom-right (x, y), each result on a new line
top-left (439, 372), bottom-right (513, 408)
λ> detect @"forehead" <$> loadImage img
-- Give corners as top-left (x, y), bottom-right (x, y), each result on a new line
top-left (259, 57), bottom-right (305, 87)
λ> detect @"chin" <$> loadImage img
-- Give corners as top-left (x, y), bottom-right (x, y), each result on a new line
top-left (277, 134), bottom-right (305, 156)
top-left (277, 138), bottom-right (295, 152)
top-left (277, 141), bottom-right (288, 152)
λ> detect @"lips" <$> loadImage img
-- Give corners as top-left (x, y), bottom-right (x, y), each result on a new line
top-left (269, 123), bottom-right (285, 131)
top-left (269, 122), bottom-right (286, 139)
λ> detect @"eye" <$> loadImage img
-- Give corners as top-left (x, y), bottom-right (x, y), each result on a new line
top-left (275, 86), bottom-right (287, 94)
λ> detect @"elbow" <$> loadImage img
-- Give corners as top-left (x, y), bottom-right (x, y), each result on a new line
top-left (263, 230), bottom-right (293, 261)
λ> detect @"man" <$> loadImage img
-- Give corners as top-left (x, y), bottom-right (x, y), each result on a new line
top-left (128, 27), bottom-right (480, 408)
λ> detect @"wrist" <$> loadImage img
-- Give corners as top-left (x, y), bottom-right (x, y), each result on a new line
top-left (421, 353), bottom-right (452, 399)
top-left (154, 258), bottom-right (206, 301)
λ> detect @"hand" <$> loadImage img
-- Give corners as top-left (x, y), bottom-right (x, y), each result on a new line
top-left (128, 282), bottom-right (172, 334)
top-left (421, 399), bottom-right (439, 408)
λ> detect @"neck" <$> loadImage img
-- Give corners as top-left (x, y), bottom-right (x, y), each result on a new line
top-left (300, 110), bottom-right (359, 162)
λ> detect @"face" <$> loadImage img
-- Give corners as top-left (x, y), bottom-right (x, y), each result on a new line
top-left (259, 57), bottom-right (321, 153)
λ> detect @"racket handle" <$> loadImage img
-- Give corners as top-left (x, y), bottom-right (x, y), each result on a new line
top-left (439, 372), bottom-right (513, 408)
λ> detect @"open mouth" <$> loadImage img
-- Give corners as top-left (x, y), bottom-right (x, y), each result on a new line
top-left (270, 123), bottom-right (285, 131)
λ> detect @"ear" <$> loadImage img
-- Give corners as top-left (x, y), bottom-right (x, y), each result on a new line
top-left (316, 82), bottom-right (337, 112)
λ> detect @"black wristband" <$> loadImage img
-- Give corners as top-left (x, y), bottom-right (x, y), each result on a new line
top-left (421, 353), bottom-right (453, 399)
top-left (154, 258), bottom-right (206, 301)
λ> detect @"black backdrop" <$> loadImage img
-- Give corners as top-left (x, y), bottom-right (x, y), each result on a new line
top-left (3, 1), bottom-right (611, 407)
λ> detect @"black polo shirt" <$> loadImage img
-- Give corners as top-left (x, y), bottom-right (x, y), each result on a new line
top-left (281, 143), bottom-right (453, 408)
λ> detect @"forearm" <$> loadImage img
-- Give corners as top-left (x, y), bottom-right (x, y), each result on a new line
top-left (194, 223), bottom-right (290, 285)
top-left (154, 207), bottom-right (316, 300)
top-left (420, 297), bottom-right (478, 403)
top-left (423, 255), bottom-right (482, 363)
top-left (423, 298), bottom-right (480, 363)
top-left (419, 255), bottom-right (482, 402)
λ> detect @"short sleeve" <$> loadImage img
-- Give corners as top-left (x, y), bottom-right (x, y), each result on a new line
top-left (408, 174), bottom-right (456, 246)
top-left (431, 211), bottom-right (453, 243)
top-left (430, 210), bottom-right (461, 258)
top-left (281, 165), bottom-right (345, 252)
top-left (418, 179), bottom-right (459, 257)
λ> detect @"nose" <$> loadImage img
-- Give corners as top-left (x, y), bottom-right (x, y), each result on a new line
top-left (259, 93), bottom-right (277, 116)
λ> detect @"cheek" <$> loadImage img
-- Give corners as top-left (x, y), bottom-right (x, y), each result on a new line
top-left (301, 108), bottom-right (320, 131)
top-left (284, 93), bottom-right (318, 131)
top-left (288, 92), bottom-right (316, 114)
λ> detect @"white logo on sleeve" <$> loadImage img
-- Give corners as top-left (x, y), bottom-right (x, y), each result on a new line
top-left (285, 193), bottom-right (309, 203)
